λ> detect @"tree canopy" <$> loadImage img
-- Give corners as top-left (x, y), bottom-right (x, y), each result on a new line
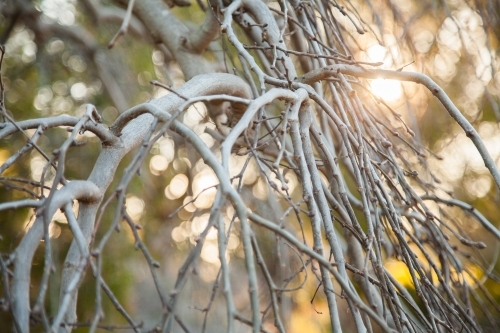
top-left (1, 0), bottom-right (500, 332)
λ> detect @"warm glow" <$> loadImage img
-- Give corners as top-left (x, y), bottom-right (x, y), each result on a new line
top-left (171, 226), bottom-right (186, 243)
top-left (126, 195), bottom-right (145, 221)
top-left (200, 243), bottom-right (220, 264)
top-left (365, 43), bottom-right (403, 102)
top-left (252, 178), bottom-right (268, 200)
top-left (164, 173), bottom-right (189, 200)
top-left (366, 44), bottom-right (387, 63)
top-left (49, 223), bottom-right (62, 238)
top-left (191, 214), bottom-right (209, 235)
top-left (385, 259), bottom-right (413, 287)
top-left (192, 170), bottom-right (218, 208)
top-left (182, 196), bottom-right (197, 212)
top-left (227, 233), bottom-right (240, 250)
top-left (158, 137), bottom-right (175, 162)
top-left (370, 78), bottom-right (403, 102)
top-left (30, 155), bottom-right (47, 180)
top-left (149, 154), bottom-right (169, 175)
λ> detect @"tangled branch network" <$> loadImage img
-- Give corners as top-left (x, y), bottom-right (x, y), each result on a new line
top-left (1, 0), bottom-right (500, 332)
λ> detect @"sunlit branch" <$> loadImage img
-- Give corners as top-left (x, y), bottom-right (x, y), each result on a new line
top-left (422, 195), bottom-right (500, 241)
top-left (288, 93), bottom-right (345, 333)
top-left (248, 211), bottom-right (395, 333)
top-left (165, 109), bottom-right (262, 333)
top-left (214, 192), bottom-right (237, 332)
top-left (297, 64), bottom-right (500, 190)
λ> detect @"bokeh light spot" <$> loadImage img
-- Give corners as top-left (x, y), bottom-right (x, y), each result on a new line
top-left (150, 154), bottom-right (169, 175)
top-left (165, 174), bottom-right (189, 200)
top-left (70, 82), bottom-right (87, 100)
top-left (126, 195), bottom-right (145, 221)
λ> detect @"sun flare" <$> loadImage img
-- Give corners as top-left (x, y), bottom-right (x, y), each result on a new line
top-left (370, 78), bottom-right (403, 102)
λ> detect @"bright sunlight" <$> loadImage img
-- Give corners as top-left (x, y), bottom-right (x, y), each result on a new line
top-left (366, 44), bottom-right (403, 102)
top-left (370, 78), bottom-right (403, 102)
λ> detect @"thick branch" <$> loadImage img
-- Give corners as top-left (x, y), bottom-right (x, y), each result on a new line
top-left (12, 181), bottom-right (101, 333)
top-left (123, 0), bottom-right (212, 79)
top-left (58, 73), bottom-right (251, 329)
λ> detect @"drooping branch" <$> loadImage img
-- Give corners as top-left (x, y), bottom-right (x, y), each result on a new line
top-left (297, 64), bottom-right (500, 191)
top-left (57, 73), bottom-right (252, 330)
top-left (11, 180), bottom-right (101, 333)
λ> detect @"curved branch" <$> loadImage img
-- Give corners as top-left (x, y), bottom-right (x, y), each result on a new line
top-left (12, 180), bottom-right (101, 333)
top-left (221, 88), bottom-right (299, 172)
top-left (297, 65), bottom-right (500, 190)
top-left (110, 94), bottom-right (250, 136)
top-left (188, 1), bottom-right (221, 53)
top-left (0, 115), bottom-right (118, 145)
top-left (422, 195), bottom-right (500, 241)
top-left (58, 72), bottom-right (252, 329)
